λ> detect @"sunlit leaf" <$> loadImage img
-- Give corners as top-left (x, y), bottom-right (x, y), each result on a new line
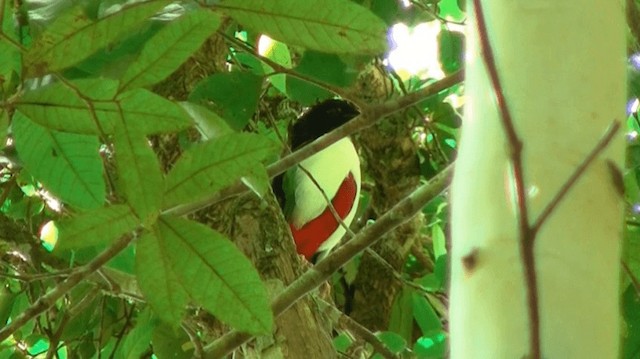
top-left (25, 0), bottom-right (171, 75)
top-left (118, 89), bottom-right (193, 135)
top-left (136, 229), bottom-right (188, 325)
top-left (163, 133), bottom-right (279, 208)
top-left (55, 205), bottom-right (138, 250)
top-left (113, 115), bottom-right (163, 222)
top-left (156, 216), bottom-right (273, 334)
top-left (16, 79), bottom-right (120, 135)
top-left (217, 0), bottom-right (387, 55)
top-left (179, 102), bottom-right (233, 140)
top-left (120, 10), bottom-right (222, 91)
top-left (12, 112), bottom-right (105, 209)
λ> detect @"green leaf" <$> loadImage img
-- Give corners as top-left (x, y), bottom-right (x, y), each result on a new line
top-left (163, 133), bottom-right (279, 208)
top-left (412, 292), bottom-right (442, 334)
top-left (152, 323), bottom-right (193, 359)
top-left (240, 166), bottom-right (271, 200)
top-left (136, 229), bottom-right (189, 325)
top-left (0, 286), bottom-right (16, 327)
top-left (180, 102), bottom-right (233, 140)
top-left (25, 0), bottom-right (171, 76)
top-left (369, 0), bottom-right (401, 25)
top-left (189, 72), bottom-right (263, 130)
top-left (117, 89), bottom-right (193, 135)
top-left (15, 79), bottom-right (120, 135)
top-left (12, 112), bottom-right (105, 209)
top-left (622, 284), bottom-right (640, 359)
top-left (438, 29), bottom-right (464, 75)
top-left (286, 51), bottom-right (357, 105)
top-left (431, 223), bottom-right (447, 259)
top-left (217, 0), bottom-right (387, 55)
top-left (376, 331), bottom-right (406, 354)
top-left (120, 10), bottom-right (222, 91)
top-left (413, 331), bottom-right (447, 358)
top-left (333, 332), bottom-right (353, 353)
top-left (260, 39), bottom-right (291, 94)
top-left (439, 0), bottom-right (465, 22)
top-left (388, 287), bottom-right (413, 341)
top-left (113, 116), bottom-right (163, 222)
top-left (0, 109), bottom-right (8, 147)
top-left (117, 308), bottom-right (155, 359)
top-left (156, 216), bottom-right (273, 334)
top-left (55, 205), bottom-right (139, 250)
top-left (0, 1), bottom-right (21, 94)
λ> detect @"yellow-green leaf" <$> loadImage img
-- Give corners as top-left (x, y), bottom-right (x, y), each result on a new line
top-left (120, 10), bottom-right (222, 91)
top-left (217, 0), bottom-right (388, 55)
top-left (15, 79), bottom-right (120, 135)
top-left (12, 111), bottom-right (105, 209)
top-left (136, 230), bottom-right (188, 324)
top-left (156, 216), bottom-right (273, 334)
top-left (163, 133), bottom-right (279, 208)
top-left (113, 114), bottom-right (163, 223)
top-left (55, 205), bottom-right (138, 250)
top-left (25, 0), bottom-right (171, 75)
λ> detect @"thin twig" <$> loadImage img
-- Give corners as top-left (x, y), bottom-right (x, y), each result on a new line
top-left (203, 164), bottom-right (453, 358)
top-left (315, 297), bottom-right (400, 359)
top-left (0, 235), bottom-right (135, 341)
top-left (471, 0), bottom-right (538, 357)
top-left (532, 121), bottom-right (621, 233)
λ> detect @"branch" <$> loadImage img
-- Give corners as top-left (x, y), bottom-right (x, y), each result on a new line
top-left (315, 297), bottom-right (399, 359)
top-left (532, 121), bottom-right (621, 233)
top-left (471, 0), bottom-right (538, 356)
top-left (203, 164), bottom-right (453, 358)
top-left (0, 235), bottom-right (135, 341)
top-left (163, 70), bottom-right (463, 217)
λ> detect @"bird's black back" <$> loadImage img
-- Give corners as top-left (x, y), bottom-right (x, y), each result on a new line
top-left (272, 99), bottom-right (359, 211)
top-left (289, 99), bottom-right (359, 150)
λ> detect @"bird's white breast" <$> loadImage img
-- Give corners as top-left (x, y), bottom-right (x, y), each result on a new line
top-left (290, 137), bottom-right (361, 229)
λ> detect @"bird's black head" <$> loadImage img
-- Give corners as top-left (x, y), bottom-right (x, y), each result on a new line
top-left (290, 99), bottom-right (359, 150)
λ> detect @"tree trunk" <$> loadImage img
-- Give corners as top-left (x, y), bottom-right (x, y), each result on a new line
top-left (449, 1), bottom-right (625, 358)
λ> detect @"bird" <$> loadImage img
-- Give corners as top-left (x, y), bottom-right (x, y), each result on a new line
top-left (273, 99), bottom-right (361, 260)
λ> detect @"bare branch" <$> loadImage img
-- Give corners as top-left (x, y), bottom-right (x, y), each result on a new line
top-left (532, 121), bottom-right (621, 233)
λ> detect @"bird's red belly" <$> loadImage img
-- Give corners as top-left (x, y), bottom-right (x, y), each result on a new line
top-left (290, 172), bottom-right (358, 259)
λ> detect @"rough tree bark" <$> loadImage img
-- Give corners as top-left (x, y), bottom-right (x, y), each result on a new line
top-left (449, 1), bottom-right (625, 358)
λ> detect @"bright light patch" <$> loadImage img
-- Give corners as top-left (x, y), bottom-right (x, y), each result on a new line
top-left (627, 130), bottom-right (639, 142)
top-left (387, 22), bottom-right (443, 79)
top-left (628, 98), bottom-right (639, 115)
top-left (258, 35), bottom-right (274, 56)
top-left (40, 221), bottom-right (58, 252)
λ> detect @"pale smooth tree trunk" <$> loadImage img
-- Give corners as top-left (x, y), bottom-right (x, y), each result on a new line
top-left (449, 1), bottom-right (626, 358)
